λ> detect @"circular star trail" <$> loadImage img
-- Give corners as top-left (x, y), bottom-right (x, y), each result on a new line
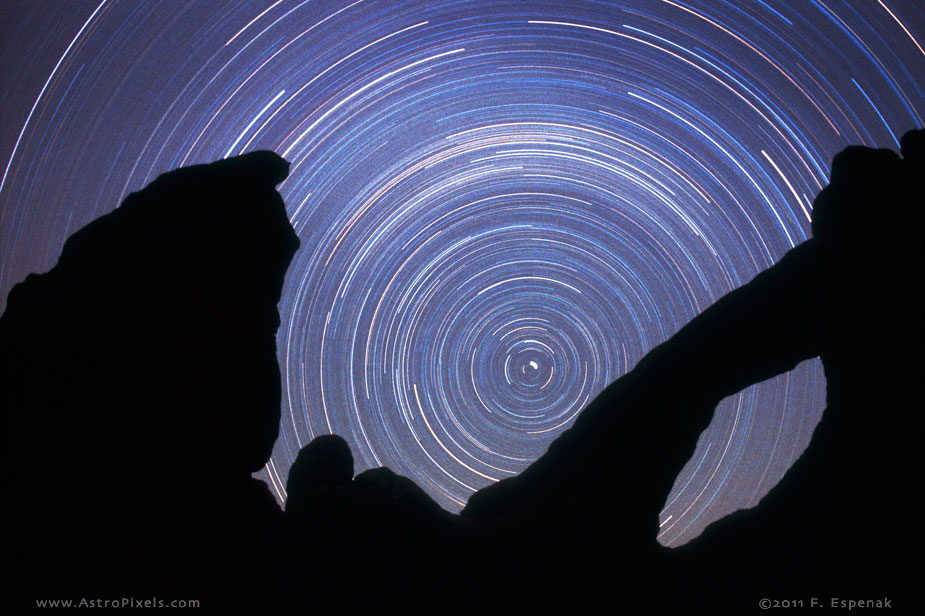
top-left (1, 0), bottom-right (922, 546)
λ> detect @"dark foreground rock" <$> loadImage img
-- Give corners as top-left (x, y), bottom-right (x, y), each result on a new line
top-left (3, 130), bottom-right (921, 612)
top-left (2, 151), bottom-right (298, 609)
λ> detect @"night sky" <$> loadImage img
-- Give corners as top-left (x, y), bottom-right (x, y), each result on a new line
top-left (1, 0), bottom-right (922, 547)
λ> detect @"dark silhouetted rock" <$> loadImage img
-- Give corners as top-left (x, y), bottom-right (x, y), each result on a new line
top-left (281, 436), bottom-right (463, 612)
top-left (461, 128), bottom-right (923, 610)
top-left (5, 128), bottom-right (921, 612)
top-left (281, 434), bottom-right (357, 609)
top-left (2, 151), bottom-right (298, 608)
top-left (285, 434), bottom-right (354, 516)
top-left (351, 466), bottom-right (459, 550)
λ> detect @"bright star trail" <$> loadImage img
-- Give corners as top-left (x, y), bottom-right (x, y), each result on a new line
top-left (1, 1), bottom-right (922, 546)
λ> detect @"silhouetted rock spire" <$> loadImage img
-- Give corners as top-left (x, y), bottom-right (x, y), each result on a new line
top-left (286, 434), bottom-right (355, 515)
top-left (2, 151), bottom-right (298, 606)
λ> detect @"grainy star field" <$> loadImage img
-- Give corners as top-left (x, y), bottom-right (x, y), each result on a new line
top-left (1, 0), bottom-right (922, 546)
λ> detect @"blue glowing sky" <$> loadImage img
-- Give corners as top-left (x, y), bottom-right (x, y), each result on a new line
top-left (1, 0), bottom-right (922, 546)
